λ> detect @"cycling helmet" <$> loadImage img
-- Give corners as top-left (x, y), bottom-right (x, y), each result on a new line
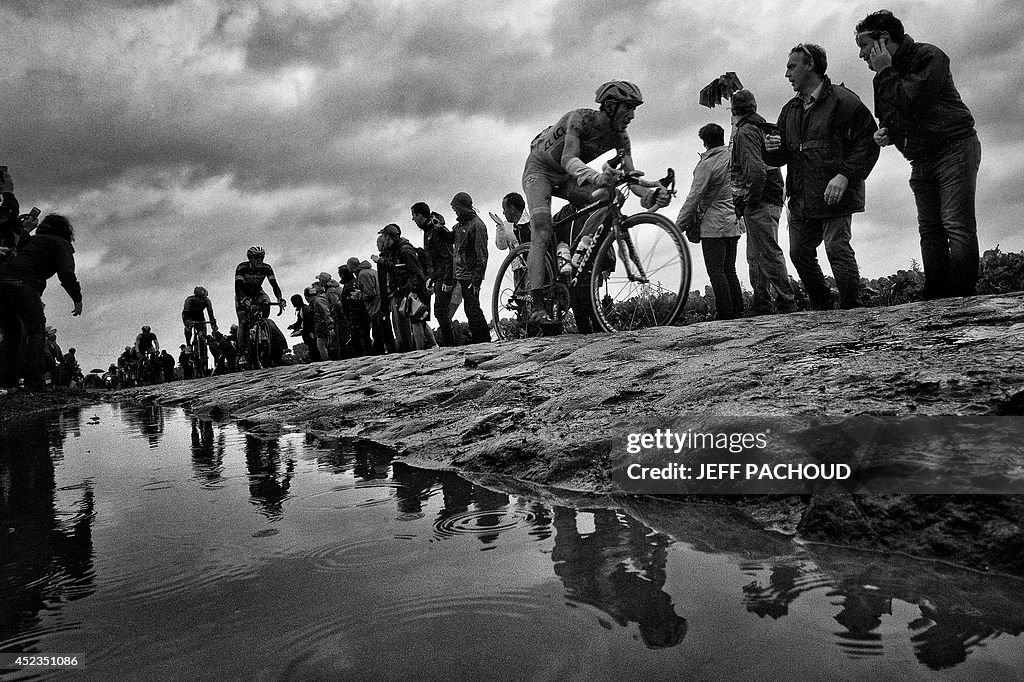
top-left (194, 286), bottom-right (208, 298)
top-left (595, 81), bottom-right (644, 106)
top-left (247, 245), bottom-right (266, 259)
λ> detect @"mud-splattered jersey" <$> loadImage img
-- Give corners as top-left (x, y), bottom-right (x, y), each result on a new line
top-left (234, 261), bottom-right (277, 299)
top-left (529, 108), bottom-right (631, 169)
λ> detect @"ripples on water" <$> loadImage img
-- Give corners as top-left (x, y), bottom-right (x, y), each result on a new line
top-left (1, 403), bottom-right (1022, 680)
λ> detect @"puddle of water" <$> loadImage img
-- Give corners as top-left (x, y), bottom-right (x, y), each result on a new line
top-left (0, 403), bottom-right (1022, 680)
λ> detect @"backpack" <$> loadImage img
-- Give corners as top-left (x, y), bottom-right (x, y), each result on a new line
top-left (410, 245), bottom-right (430, 279)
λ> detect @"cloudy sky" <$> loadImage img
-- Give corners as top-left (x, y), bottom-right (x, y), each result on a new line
top-left (2, 0), bottom-right (1020, 369)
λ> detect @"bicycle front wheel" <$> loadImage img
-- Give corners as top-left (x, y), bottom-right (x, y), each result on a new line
top-left (589, 212), bottom-right (691, 332)
top-left (491, 244), bottom-right (554, 340)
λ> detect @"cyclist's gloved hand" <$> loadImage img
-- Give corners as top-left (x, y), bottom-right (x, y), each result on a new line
top-left (641, 186), bottom-right (671, 210)
top-left (596, 161), bottom-right (623, 188)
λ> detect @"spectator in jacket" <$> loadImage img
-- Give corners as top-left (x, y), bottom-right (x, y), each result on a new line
top-left (62, 347), bottom-right (84, 387)
top-left (855, 10), bottom-right (981, 299)
top-left (44, 327), bottom-right (63, 388)
top-left (344, 258), bottom-right (376, 355)
top-left (765, 43), bottom-right (880, 310)
top-left (179, 344), bottom-right (195, 379)
top-left (377, 224), bottom-right (431, 351)
top-left (730, 90), bottom-right (797, 316)
top-left (676, 123), bottom-right (744, 319)
top-left (338, 267), bottom-right (367, 357)
top-left (159, 349), bottom-right (175, 383)
top-left (287, 293), bottom-right (319, 362)
top-left (491, 191), bottom-right (532, 296)
top-left (450, 192), bottom-right (491, 344)
top-left (303, 285), bottom-right (334, 362)
top-left (0, 214), bottom-right (82, 393)
top-left (316, 272), bottom-right (346, 359)
top-left (412, 202), bottom-right (457, 346)
top-left (349, 255), bottom-right (395, 355)
top-left (0, 190), bottom-right (31, 265)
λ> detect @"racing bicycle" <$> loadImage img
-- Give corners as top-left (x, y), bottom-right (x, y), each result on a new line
top-left (491, 168), bottom-right (691, 339)
top-left (243, 299), bottom-right (285, 370)
top-left (186, 320), bottom-right (215, 378)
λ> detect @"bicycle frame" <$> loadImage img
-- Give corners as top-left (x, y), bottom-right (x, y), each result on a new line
top-left (552, 175), bottom-right (666, 285)
top-left (187, 320), bottom-right (213, 377)
top-left (492, 167), bottom-right (686, 338)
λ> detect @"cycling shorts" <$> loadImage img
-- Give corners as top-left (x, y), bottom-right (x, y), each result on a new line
top-left (522, 152), bottom-right (602, 221)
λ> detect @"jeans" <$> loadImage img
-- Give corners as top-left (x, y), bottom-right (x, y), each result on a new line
top-left (427, 283), bottom-right (455, 346)
top-left (390, 297), bottom-right (413, 352)
top-left (909, 135), bottom-right (982, 298)
top-left (458, 280), bottom-right (491, 343)
top-left (370, 311), bottom-right (396, 355)
top-left (701, 236), bottom-right (743, 319)
top-left (788, 213), bottom-right (860, 309)
top-left (0, 281), bottom-right (46, 388)
top-left (743, 202), bottom-right (796, 314)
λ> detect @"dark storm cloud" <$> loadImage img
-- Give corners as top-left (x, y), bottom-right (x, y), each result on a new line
top-left (2, 0), bottom-right (1020, 369)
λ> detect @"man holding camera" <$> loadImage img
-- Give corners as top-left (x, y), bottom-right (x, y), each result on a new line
top-left (855, 10), bottom-right (981, 299)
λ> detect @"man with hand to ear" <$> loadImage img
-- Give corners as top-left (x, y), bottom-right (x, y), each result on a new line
top-left (855, 9), bottom-right (981, 300)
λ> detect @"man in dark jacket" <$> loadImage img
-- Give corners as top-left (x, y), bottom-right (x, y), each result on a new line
top-left (730, 90), bottom-right (797, 315)
top-left (411, 202), bottom-right (457, 346)
top-left (855, 10), bottom-right (981, 299)
top-left (377, 224), bottom-right (431, 351)
top-left (765, 43), bottom-right (880, 310)
top-left (450, 192), bottom-right (491, 343)
top-left (159, 349), bottom-right (176, 382)
top-left (0, 214), bottom-right (82, 392)
top-left (347, 257), bottom-right (392, 355)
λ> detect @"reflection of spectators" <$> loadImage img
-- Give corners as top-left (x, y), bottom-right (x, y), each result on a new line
top-left (0, 417), bottom-right (95, 642)
top-left (551, 508), bottom-right (687, 649)
top-left (243, 435), bottom-right (294, 518)
top-left (743, 561), bottom-right (834, 620)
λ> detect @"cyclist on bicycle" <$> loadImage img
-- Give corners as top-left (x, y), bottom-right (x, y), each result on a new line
top-left (521, 80), bottom-right (672, 322)
top-left (135, 325), bottom-right (160, 355)
top-left (182, 286), bottom-right (218, 375)
top-left (234, 245), bottom-right (285, 356)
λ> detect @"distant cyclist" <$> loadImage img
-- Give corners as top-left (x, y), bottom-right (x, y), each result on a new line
top-left (135, 325), bottom-right (160, 356)
top-left (521, 80), bottom-right (672, 321)
top-left (182, 286), bottom-right (218, 375)
top-left (234, 245), bottom-right (285, 357)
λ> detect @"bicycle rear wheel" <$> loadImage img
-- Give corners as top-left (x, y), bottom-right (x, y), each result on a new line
top-left (589, 212), bottom-right (691, 332)
top-left (491, 245), bottom-right (565, 340)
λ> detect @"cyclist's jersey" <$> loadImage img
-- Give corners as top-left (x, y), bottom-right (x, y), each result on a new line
top-left (183, 294), bottom-right (215, 322)
top-left (136, 332), bottom-right (158, 353)
top-left (235, 261), bottom-right (278, 300)
top-left (529, 108), bottom-right (631, 171)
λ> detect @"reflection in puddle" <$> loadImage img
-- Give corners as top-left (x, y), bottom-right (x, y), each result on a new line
top-left (0, 403), bottom-right (1021, 679)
